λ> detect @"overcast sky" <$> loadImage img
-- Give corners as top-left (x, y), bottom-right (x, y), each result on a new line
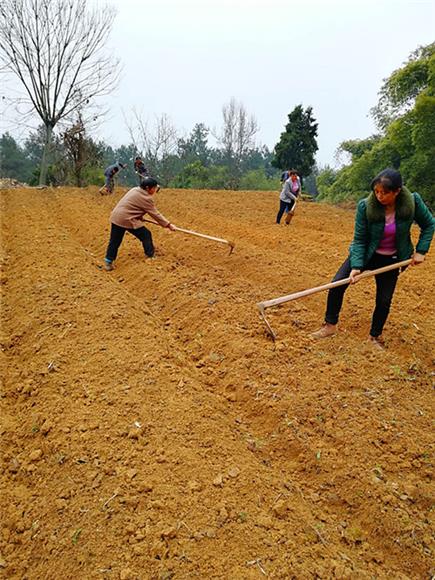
top-left (2, 0), bottom-right (435, 166)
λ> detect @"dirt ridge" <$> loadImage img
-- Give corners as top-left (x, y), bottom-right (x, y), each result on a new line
top-left (1, 187), bottom-right (433, 579)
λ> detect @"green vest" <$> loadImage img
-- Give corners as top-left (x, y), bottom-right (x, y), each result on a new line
top-left (350, 187), bottom-right (435, 269)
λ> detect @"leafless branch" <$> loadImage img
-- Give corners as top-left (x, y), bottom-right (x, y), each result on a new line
top-left (125, 109), bottom-right (179, 180)
top-left (214, 97), bottom-right (259, 162)
top-left (0, 0), bottom-right (120, 183)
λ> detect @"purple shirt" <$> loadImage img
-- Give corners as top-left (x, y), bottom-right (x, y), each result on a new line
top-left (377, 213), bottom-right (397, 255)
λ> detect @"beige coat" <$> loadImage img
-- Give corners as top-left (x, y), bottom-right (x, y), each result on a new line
top-left (110, 187), bottom-right (170, 230)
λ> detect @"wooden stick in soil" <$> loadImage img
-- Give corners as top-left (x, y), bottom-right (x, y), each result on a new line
top-left (257, 258), bottom-right (412, 340)
top-left (142, 219), bottom-right (235, 254)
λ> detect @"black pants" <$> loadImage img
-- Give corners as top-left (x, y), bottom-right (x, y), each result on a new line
top-left (276, 199), bottom-right (295, 223)
top-left (105, 223), bottom-right (154, 261)
top-left (325, 253), bottom-right (400, 337)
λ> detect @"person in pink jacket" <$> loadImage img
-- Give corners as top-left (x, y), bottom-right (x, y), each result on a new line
top-left (104, 177), bottom-right (176, 271)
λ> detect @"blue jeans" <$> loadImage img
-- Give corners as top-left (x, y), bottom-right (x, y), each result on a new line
top-left (104, 175), bottom-right (115, 192)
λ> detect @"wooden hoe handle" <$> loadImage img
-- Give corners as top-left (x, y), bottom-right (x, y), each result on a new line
top-left (257, 259), bottom-right (412, 311)
top-left (257, 258), bottom-right (413, 341)
top-left (142, 219), bottom-right (235, 254)
top-left (174, 225), bottom-right (230, 246)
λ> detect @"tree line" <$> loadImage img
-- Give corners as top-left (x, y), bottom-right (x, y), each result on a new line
top-left (0, 0), bottom-right (319, 191)
top-left (0, 119), bottom-right (276, 189)
top-left (316, 42), bottom-right (435, 207)
top-left (2, 0), bottom-right (432, 204)
top-left (0, 100), bottom-right (319, 191)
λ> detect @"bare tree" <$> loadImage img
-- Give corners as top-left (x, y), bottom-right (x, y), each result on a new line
top-left (126, 110), bottom-right (179, 185)
top-left (63, 113), bottom-right (102, 187)
top-left (214, 97), bottom-right (259, 188)
top-left (0, 0), bottom-right (119, 185)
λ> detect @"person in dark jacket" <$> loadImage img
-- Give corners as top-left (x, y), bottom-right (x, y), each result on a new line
top-left (312, 168), bottom-right (434, 348)
top-left (99, 162), bottom-right (126, 195)
top-left (134, 156), bottom-right (149, 181)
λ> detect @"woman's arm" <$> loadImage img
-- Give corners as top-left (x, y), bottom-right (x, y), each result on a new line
top-left (349, 200), bottom-right (369, 269)
top-left (414, 193), bottom-right (435, 255)
top-left (281, 180), bottom-right (296, 202)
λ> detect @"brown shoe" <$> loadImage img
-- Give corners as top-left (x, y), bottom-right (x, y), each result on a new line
top-left (311, 323), bottom-right (337, 339)
top-left (368, 335), bottom-right (385, 350)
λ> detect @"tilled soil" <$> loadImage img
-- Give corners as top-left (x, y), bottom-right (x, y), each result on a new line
top-left (1, 186), bottom-right (434, 579)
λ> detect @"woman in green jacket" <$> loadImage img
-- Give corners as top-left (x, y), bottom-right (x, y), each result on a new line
top-left (312, 168), bottom-right (434, 348)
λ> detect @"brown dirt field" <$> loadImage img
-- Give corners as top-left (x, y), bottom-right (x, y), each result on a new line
top-left (1, 186), bottom-right (434, 580)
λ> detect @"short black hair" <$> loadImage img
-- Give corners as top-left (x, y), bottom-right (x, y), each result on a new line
top-left (140, 177), bottom-right (159, 190)
top-left (371, 168), bottom-right (402, 192)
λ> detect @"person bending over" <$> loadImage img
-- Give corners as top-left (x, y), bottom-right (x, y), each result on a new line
top-left (104, 177), bottom-right (176, 271)
top-left (99, 162), bottom-right (126, 195)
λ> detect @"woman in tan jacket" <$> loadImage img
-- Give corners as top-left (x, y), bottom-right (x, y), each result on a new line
top-left (104, 177), bottom-right (176, 271)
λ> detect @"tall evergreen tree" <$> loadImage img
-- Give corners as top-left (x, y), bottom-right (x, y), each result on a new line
top-left (272, 105), bottom-right (318, 178)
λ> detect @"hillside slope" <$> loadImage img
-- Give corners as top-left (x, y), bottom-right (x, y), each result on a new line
top-left (1, 187), bottom-right (433, 579)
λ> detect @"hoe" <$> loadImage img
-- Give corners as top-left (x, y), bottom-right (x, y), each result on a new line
top-left (257, 259), bottom-right (412, 340)
top-left (142, 219), bottom-right (235, 255)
